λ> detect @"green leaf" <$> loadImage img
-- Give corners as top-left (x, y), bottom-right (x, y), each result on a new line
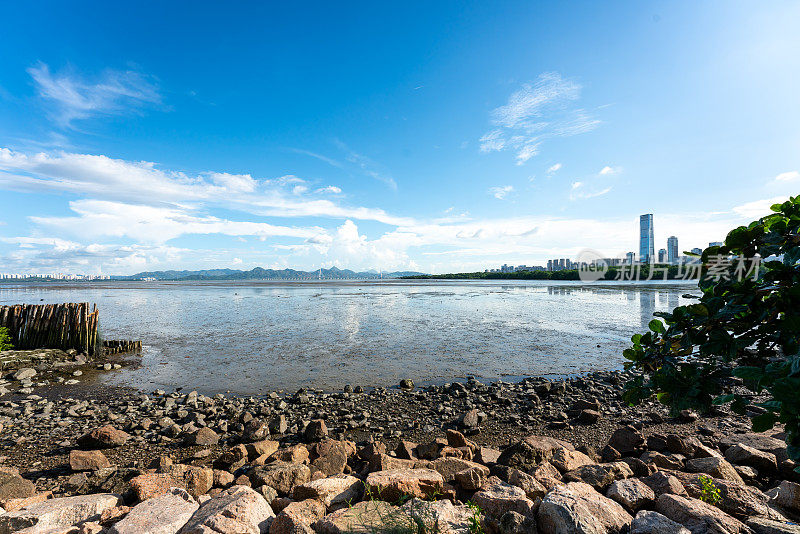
top-left (649, 319), bottom-right (666, 334)
top-left (732, 366), bottom-right (765, 381)
top-left (751, 412), bottom-right (776, 432)
top-left (713, 394), bottom-right (735, 405)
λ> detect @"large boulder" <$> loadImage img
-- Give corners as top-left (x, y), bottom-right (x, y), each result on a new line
top-left (69, 450), bottom-right (111, 472)
top-left (109, 488), bottom-right (198, 534)
top-left (608, 426), bottom-right (645, 454)
top-left (249, 462), bottom-right (311, 496)
top-left (77, 425), bottom-right (130, 448)
top-left (162, 465), bottom-right (213, 498)
top-left (365, 468), bottom-right (444, 502)
top-left (771, 481), bottom-right (800, 516)
top-left (471, 477), bottom-right (538, 519)
top-left (315, 500), bottom-right (409, 534)
top-left (270, 499), bottom-right (325, 534)
top-left (0, 493), bottom-right (121, 534)
top-left (0, 472), bottom-right (36, 503)
top-left (129, 473), bottom-right (180, 501)
top-left (178, 485), bottom-right (274, 534)
top-left (631, 510), bottom-right (691, 534)
top-left (565, 462), bottom-right (634, 491)
top-left (724, 443), bottom-right (778, 473)
top-left (431, 457), bottom-right (489, 483)
top-left (686, 457), bottom-right (745, 485)
top-left (606, 478), bottom-right (656, 512)
top-left (401, 498), bottom-right (475, 533)
top-left (497, 435), bottom-right (575, 470)
top-left (669, 471), bottom-right (786, 521)
top-left (655, 493), bottom-right (752, 534)
top-left (292, 475), bottom-right (362, 509)
top-left (537, 481), bottom-right (633, 533)
top-left (551, 448), bottom-right (595, 474)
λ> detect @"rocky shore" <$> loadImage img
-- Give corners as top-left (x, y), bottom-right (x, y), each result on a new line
top-left (1, 348), bottom-right (799, 533)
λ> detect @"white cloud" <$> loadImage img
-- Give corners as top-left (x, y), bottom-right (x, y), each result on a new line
top-left (547, 163), bottom-right (562, 174)
top-left (599, 165), bottom-right (618, 175)
top-left (775, 170), bottom-right (800, 182)
top-left (292, 185), bottom-right (309, 195)
top-left (569, 181), bottom-right (612, 200)
top-left (29, 199), bottom-right (323, 244)
top-left (28, 63), bottom-right (162, 126)
top-left (0, 147), bottom-right (411, 226)
top-left (316, 185), bottom-right (342, 194)
top-left (732, 196), bottom-right (786, 218)
top-left (480, 72), bottom-right (600, 164)
top-left (489, 185), bottom-right (514, 199)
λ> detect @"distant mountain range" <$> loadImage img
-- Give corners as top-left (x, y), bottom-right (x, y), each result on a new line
top-left (112, 266), bottom-right (426, 281)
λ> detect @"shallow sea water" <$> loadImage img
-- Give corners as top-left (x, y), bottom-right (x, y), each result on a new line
top-left (0, 279), bottom-right (698, 394)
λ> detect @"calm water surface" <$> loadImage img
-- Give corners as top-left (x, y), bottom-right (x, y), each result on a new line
top-left (0, 279), bottom-right (698, 394)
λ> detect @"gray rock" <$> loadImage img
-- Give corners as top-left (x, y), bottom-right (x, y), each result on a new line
top-left (538, 481), bottom-right (633, 534)
top-left (0, 493), bottom-right (121, 534)
top-left (606, 478), bottom-right (656, 512)
top-left (178, 485), bottom-right (273, 534)
top-left (631, 510), bottom-right (691, 534)
top-left (655, 493), bottom-right (752, 534)
top-left (109, 488), bottom-right (199, 534)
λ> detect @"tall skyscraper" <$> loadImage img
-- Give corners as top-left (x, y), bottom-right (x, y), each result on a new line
top-left (667, 236), bottom-right (678, 264)
top-left (639, 214), bottom-right (654, 263)
top-left (658, 248), bottom-right (667, 262)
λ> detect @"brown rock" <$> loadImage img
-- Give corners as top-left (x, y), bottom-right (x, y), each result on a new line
top-left (292, 475), bottom-right (362, 508)
top-left (129, 473), bottom-right (180, 502)
top-left (431, 457), bottom-right (489, 483)
top-left (565, 461), bottom-right (634, 490)
top-left (365, 468), bottom-right (445, 502)
top-left (0, 472), bottom-right (36, 503)
top-left (497, 435), bottom-right (575, 470)
top-left (269, 444), bottom-right (310, 465)
top-left (77, 425), bottom-right (130, 448)
top-left (472, 477), bottom-right (537, 519)
top-left (178, 485), bottom-right (274, 534)
top-left (632, 510), bottom-right (691, 534)
top-left (455, 467), bottom-right (487, 491)
top-left (551, 448), bottom-right (595, 473)
top-left (772, 481), bottom-right (800, 516)
top-left (190, 427), bottom-right (219, 446)
top-left (163, 464), bottom-right (214, 498)
top-left (686, 457), bottom-right (745, 485)
top-left (304, 419), bottom-right (328, 442)
top-left (655, 493), bottom-right (752, 534)
top-left (608, 426), bottom-right (645, 454)
top-left (270, 499), bottom-right (325, 534)
top-left (314, 500), bottom-right (405, 534)
top-left (69, 450), bottom-right (111, 472)
top-left (247, 440), bottom-right (280, 461)
top-left (538, 481), bottom-right (633, 533)
top-left (531, 461), bottom-right (563, 491)
top-left (249, 462), bottom-right (312, 495)
top-left (725, 444), bottom-right (778, 473)
top-left (606, 478), bottom-right (656, 512)
top-left (641, 471), bottom-right (688, 497)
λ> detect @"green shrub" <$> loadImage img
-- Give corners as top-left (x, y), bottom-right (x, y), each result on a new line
top-left (623, 195), bottom-right (800, 470)
top-left (0, 327), bottom-right (13, 351)
top-left (697, 475), bottom-right (721, 505)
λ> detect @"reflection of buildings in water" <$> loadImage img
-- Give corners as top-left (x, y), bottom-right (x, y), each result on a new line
top-left (668, 291), bottom-right (680, 312)
top-left (640, 290), bottom-right (656, 328)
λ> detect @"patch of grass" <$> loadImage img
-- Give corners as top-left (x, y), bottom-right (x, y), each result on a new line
top-left (465, 501), bottom-right (485, 534)
top-left (0, 327), bottom-right (13, 351)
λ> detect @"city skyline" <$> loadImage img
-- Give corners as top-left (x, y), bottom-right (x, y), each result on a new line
top-left (1, 3), bottom-right (798, 275)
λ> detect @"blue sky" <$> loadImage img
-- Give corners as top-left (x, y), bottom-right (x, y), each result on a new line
top-left (1, 1), bottom-right (799, 274)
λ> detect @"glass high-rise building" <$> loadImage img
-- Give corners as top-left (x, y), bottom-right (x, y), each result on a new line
top-left (639, 214), bottom-right (654, 263)
top-left (667, 235), bottom-right (678, 264)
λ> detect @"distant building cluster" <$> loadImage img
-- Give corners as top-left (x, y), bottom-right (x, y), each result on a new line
top-left (483, 213), bottom-right (721, 273)
top-left (486, 263), bottom-right (546, 273)
top-left (0, 273), bottom-right (110, 280)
